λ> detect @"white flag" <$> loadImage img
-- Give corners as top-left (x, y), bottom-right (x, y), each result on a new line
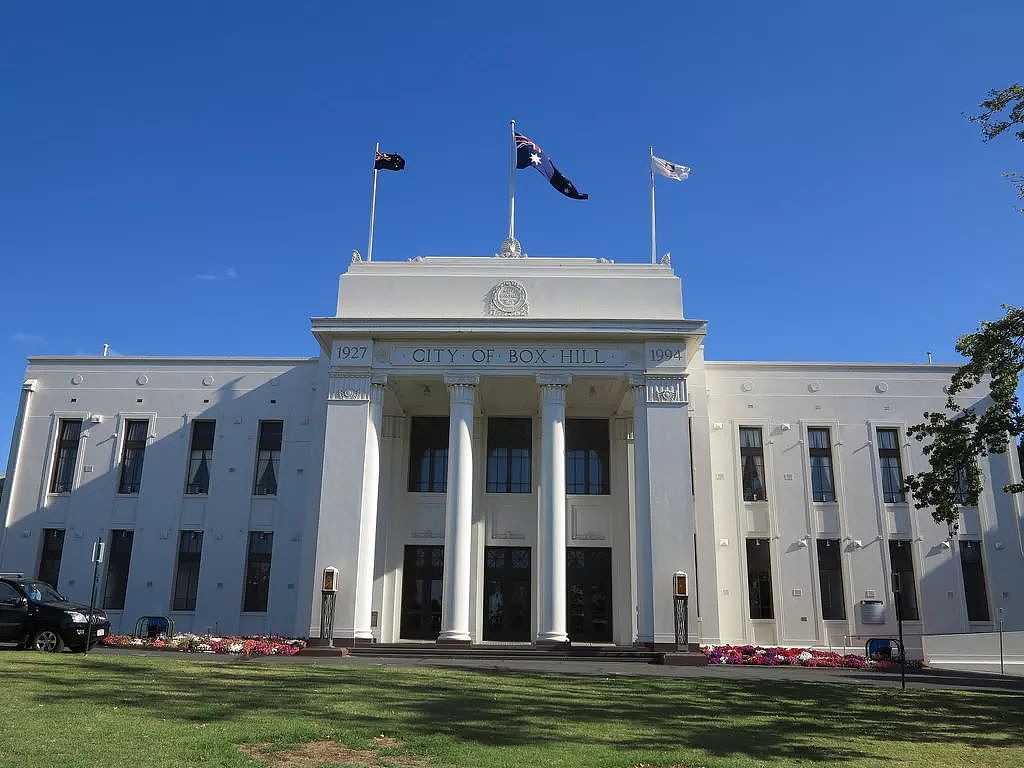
top-left (651, 154), bottom-right (690, 181)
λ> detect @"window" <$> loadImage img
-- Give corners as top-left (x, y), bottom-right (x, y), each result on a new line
top-left (877, 428), bottom-right (905, 503)
top-left (185, 420), bottom-right (215, 495)
top-left (102, 530), bottom-right (134, 610)
top-left (888, 539), bottom-right (919, 620)
top-left (118, 419), bottom-right (149, 494)
top-left (38, 529), bottom-right (65, 588)
top-left (816, 539), bottom-right (846, 620)
top-left (745, 538), bottom-right (774, 619)
top-left (486, 418), bottom-right (532, 493)
top-left (739, 427), bottom-right (766, 502)
top-left (960, 540), bottom-right (991, 622)
top-left (253, 421), bottom-right (283, 496)
top-left (565, 419), bottom-right (610, 495)
top-left (49, 419), bottom-right (82, 494)
top-left (808, 427), bottom-right (836, 503)
top-left (408, 417), bottom-right (449, 492)
top-left (242, 532), bottom-right (274, 612)
top-left (172, 531), bottom-right (203, 611)
top-left (953, 467), bottom-right (972, 505)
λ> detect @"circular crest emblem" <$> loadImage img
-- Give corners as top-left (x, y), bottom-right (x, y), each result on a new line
top-left (488, 280), bottom-right (529, 317)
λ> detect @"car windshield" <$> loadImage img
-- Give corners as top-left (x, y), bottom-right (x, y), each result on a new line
top-left (20, 581), bottom-right (65, 603)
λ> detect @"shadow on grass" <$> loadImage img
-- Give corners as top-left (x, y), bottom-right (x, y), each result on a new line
top-left (4, 651), bottom-right (1023, 764)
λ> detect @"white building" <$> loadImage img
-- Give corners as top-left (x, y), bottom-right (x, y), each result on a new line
top-left (1, 254), bottom-right (1021, 651)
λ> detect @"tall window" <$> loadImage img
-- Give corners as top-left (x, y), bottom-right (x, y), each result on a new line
top-left (566, 419), bottom-right (610, 495)
top-left (739, 427), bottom-right (766, 502)
top-left (185, 420), bottom-right (215, 495)
top-left (50, 419), bottom-right (82, 494)
top-left (38, 528), bottom-right (66, 588)
top-left (877, 428), bottom-right (905, 503)
top-left (172, 531), bottom-right (203, 611)
top-left (808, 427), bottom-right (836, 502)
top-left (118, 419), bottom-right (149, 494)
top-left (486, 418), bottom-right (532, 493)
top-left (816, 539), bottom-right (846, 620)
top-left (408, 417), bottom-right (449, 492)
top-left (253, 421), bottom-right (283, 496)
top-left (888, 539), bottom-right (919, 621)
top-left (745, 538), bottom-right (774, 619)
top-left (953, 467), bottom-right (972, 505)
top-left (102, 530), bottom-right (135, 610)
top-left (959, 540), bottom-right (991, 622)
top-left (242, 532), bottom-right (274, 612)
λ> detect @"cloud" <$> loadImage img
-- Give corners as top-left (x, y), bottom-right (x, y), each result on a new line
top-left (9, 332), bottom-right (47, 345)
top-left (194, 267), bottom-right (238, 282)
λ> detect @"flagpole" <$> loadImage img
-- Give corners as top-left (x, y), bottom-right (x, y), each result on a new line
top-left (367, 141), bottom-right (380, 262)
top-left (650, 146), bottom-right (657, 264)
top-left (508, 120), bottom-right (516, 241)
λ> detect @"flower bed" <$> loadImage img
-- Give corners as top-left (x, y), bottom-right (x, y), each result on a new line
top-left (702, 644), bottom-right (919, 670)
top-left (102, 633), bottom-right (306, 657)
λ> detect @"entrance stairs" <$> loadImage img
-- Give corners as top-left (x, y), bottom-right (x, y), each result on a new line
top-left (338, 643), bottom-right (706, 665)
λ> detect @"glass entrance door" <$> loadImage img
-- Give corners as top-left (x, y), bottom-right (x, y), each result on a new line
top-left (400, 545), bottom-right (444, 640)
top-left (483, 546), bottom-right (531, 642)
top-left (566, 547), bottom-right (613, 642)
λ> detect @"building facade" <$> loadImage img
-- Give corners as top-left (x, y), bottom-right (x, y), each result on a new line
top-left (1, 255), bottom-right (1022, 651)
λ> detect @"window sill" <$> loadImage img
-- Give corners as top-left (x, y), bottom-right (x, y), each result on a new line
top-left (240, 611), bottom-right (269, 616)
top-left (811, 501), bottom-right (839, 507)
top-left (742, 500), bottom-right (769, 505)
top-left (749, 617), bottom-right (776, 623)
top-left (46, 492), bottom-right (72, 498)
top-left (115, 493), bottom-right (140, 499)
top-left (168, 610), bottom-right (196, 615)
top-left (251, 495), bottom-right (278, 500)
top-left (183, 493), bottom-right (210, 499)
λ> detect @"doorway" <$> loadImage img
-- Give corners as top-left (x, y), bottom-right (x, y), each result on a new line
top-left (400, 545), bottom-right (444, 640)
top-left (566, 547), bottom-right (613, 642)
top-left (483, 546), bottom-right (531, 642)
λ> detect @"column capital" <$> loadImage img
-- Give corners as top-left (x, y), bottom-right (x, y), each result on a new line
top-left (628, 373), bottom-right (688, 405)
top-left (445, 373), bottom-right (478, 405)
top-left (537, 373), bottom-right (571, 388)
top-left (443, 373), bottom-right (480, 387)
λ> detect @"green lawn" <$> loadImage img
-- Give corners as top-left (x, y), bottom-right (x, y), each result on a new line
top-left (0, 652), bottom-right (1022, 768)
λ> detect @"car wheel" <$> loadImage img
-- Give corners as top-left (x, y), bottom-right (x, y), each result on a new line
top-left (30, 628), bottom-right (65, 653)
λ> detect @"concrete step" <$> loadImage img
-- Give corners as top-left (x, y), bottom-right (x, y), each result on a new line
top-left (345, 644), bottom-right (664, 662)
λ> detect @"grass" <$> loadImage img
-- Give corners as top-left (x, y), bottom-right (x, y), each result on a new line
top-left (0, 652), bottom-right (1022, 768)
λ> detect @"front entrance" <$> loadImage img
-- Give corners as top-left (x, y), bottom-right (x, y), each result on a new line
top-left (400, 545), bottom-right (443, 640)
top-left (483, 546), bottom-right (531, 642)
top-left (566, 547), bottom-right (613, 642)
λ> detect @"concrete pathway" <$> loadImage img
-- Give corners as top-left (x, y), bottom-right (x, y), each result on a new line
top-left (86, 647), bottom-right (1024, 693)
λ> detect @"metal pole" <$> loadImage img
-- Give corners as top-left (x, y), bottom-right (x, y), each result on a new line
top-left (649, 146), bottom-right (657, 264)
top-left (999, 608), bottom-right (1005, 675)
top-left (894, 572), bottom-right (906, 691)
top-left (508, 120), bottom-right (516, 241)
top-left (367, 141), bottom-right (380, 262)
top-left (85, 536), bottom-right (103, 655)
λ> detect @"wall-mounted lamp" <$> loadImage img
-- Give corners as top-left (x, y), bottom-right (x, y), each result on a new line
top-left (780, 423), bottom-right (792, 431)
top-left (719, 538), bottom-right (729, 547)
top-left (940, 540), bottom-right (952, 551)
top-left (851, 539), bottom-right (864, 550)
top-left (796, 536), bottom-right (810, 548)
top-left (712, 422), bottom-right (724, 431)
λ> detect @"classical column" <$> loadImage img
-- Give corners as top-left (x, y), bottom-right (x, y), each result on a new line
top-left (352, 375), bottom-right (387, 642)
top-left (630, 374), bottom-right (655, 645)
top-left (438, 374), bottom-right (479, 643)
top-left (537, 374), bottom-right (571, 645)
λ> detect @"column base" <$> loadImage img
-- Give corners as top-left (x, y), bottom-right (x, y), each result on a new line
top-left (536, 638), bottom-right (570, 649)
top-left (436, 637), bottom-right (472, 647)
top-left (333, 637), bottom-right (377, 648)
top-left (536, 631), bottom-right (569, 646)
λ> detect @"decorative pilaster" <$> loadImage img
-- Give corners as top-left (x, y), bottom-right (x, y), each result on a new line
top-left (629, 373), bottom-right (655, 645)
top-left (537, 373), bottom-right (571, 645)
top-left (643, 374), bottom-right (688, 404)
top-left (438, 373), bottom-right (479, 644)
top-left (352, 375), bottom-right (387, 641)
top-left (327, 370), bottom-right (373, 401)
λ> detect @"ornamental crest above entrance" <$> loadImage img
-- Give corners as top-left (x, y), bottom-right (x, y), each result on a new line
top-left (487, 280), bottom-right (529, 317)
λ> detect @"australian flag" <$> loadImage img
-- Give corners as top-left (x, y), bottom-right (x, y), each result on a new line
top-left (515, 132), bottom-right (588, 200)
top-left (374, 151), bottom-right (405, 171)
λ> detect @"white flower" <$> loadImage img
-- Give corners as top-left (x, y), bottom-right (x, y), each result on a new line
top-left (228, 643), bottom-right (244, 653)
top-left (798, 651), bottom-right (813, 661)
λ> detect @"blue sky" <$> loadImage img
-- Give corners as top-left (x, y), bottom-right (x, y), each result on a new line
top-left (1, 1), bottom-right (1022, 466)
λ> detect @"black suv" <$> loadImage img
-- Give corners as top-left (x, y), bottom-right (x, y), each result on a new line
top-left (0, 574), bottom-right (111, 652)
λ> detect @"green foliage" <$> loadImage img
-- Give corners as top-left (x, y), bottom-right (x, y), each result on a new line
top-left (969, 84), bottom-right (1024, 209)
top-left (905, 305), bottom-right (1024, 525)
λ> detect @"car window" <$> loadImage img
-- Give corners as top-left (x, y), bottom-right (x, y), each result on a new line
top-left (0, 582), bottom-right (22, 602)
top-left (20, 581), bottom-right (63, 603)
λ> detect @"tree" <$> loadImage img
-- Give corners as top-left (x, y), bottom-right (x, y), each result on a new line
top-left (968, 84), bottom-right (1024, 209)
top-left (904, 305), bottom-right (1024, 525)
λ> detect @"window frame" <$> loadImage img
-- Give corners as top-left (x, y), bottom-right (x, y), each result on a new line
top-left (37, 528), bottom-right (66, 588)
top-left (407, 417), bottom-right (450, 493)
top-left (959, 539), bottom-right (991, 623)
top-left (887, 539), bottom-right (920, 621)
top-left (876, 427), bottom-right (906, 504)
top-left (113, 413), bottom-right (156, 496)
top-left (171, 530), bottom-right (204, 612)
top-left (253, 420), bottom-right (284, 497)
top-left (815, 538), bottom-right (846, 620)
top-left (485, 417), bottom-right (533, 494)
top-left (242, 531), bottom-right (274, 613)
top-left (102, 529), bottom-right (135, 611)
top-left (738, 426), bottom-right (767, 503)
top-left (565, 418), bottom-right (611, 496)
top-left (184, 419), bottom-right (216, 496)
top-left (49, 418), bottom-right (83, 495)
top-left (744, 537), bottom-right (774, 620)
top-left (807, 426), bottom-right (837, 503)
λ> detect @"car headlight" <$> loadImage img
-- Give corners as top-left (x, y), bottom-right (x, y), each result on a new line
top-left (65, 611), bottom-right (88, 623)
